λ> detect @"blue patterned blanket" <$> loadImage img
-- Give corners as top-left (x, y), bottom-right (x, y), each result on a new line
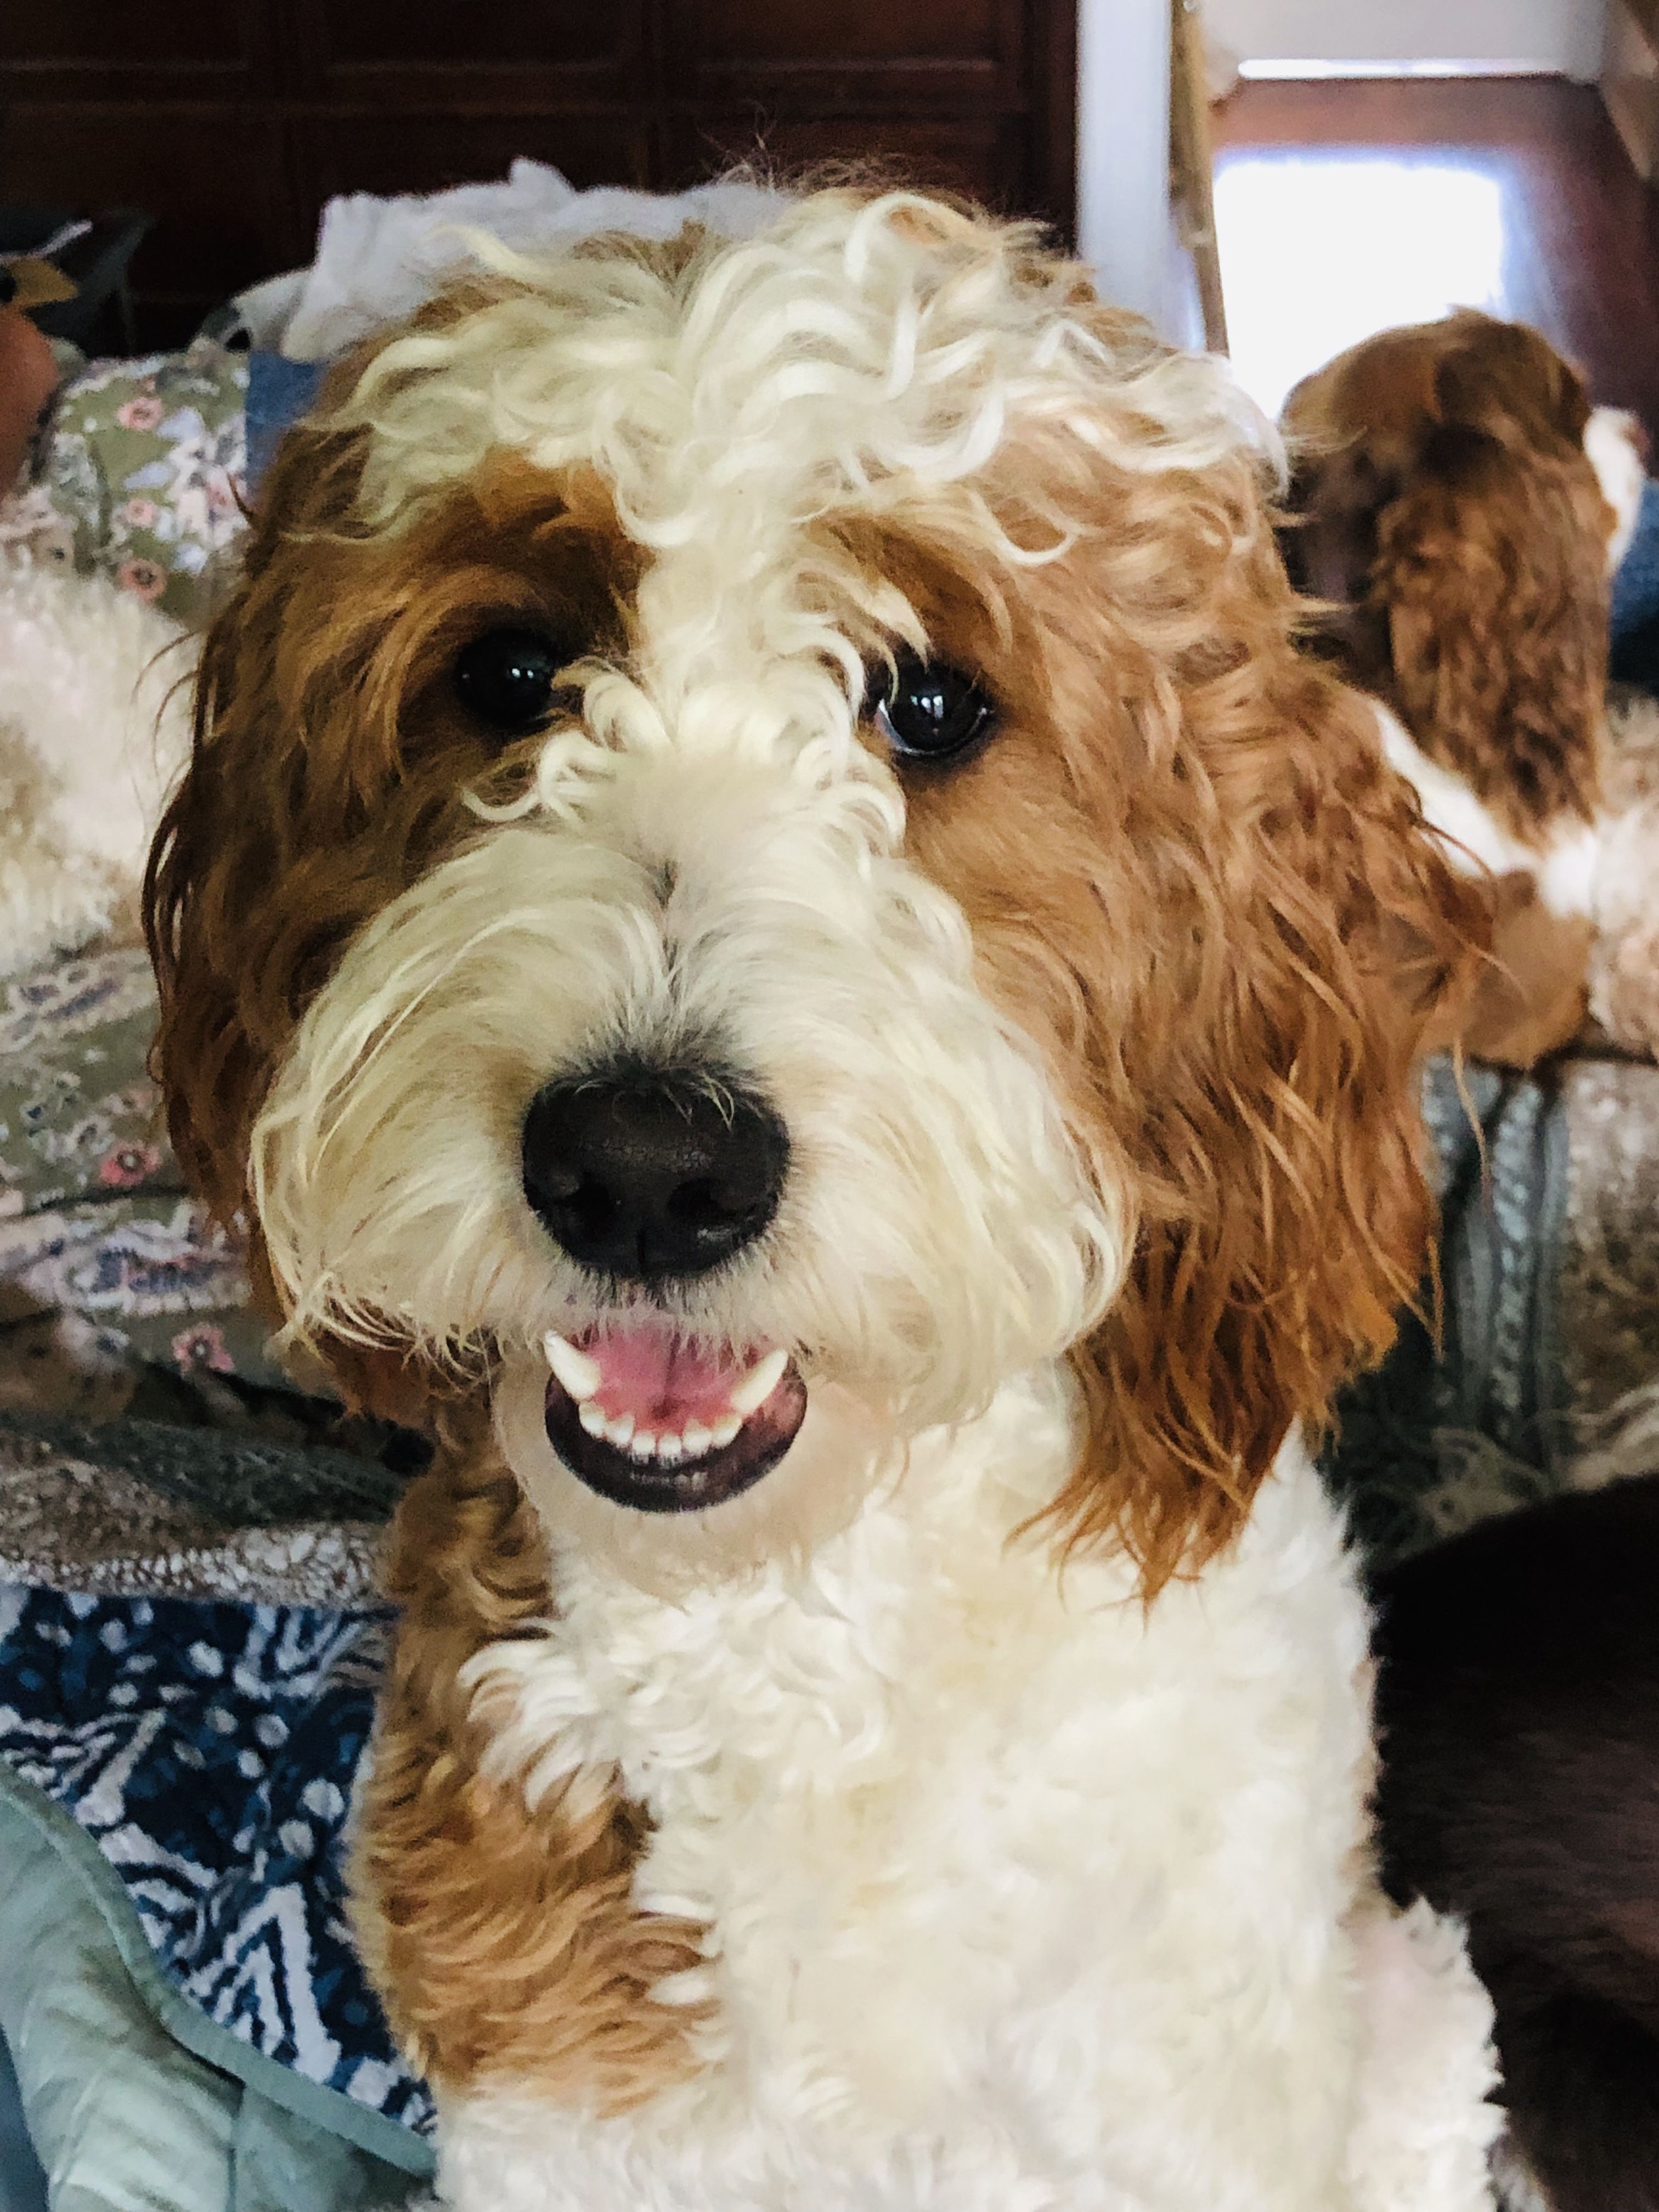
top-left (0, 1585), bottom-right (433, 2138)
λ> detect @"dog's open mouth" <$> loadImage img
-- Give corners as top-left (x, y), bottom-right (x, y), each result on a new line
top-left (541, 1325), bottom-right (808, 1513)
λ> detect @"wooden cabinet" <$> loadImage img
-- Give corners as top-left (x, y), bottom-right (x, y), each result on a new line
top-left (0, 0), bottom-right (1075, 348)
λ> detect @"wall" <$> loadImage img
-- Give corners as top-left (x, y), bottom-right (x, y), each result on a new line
top-left (1203, 0), bottom-right (1608, 79)
top-left (1076, 0), bottom-right (1184, 336)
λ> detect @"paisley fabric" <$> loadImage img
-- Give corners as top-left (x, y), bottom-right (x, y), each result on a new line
top-left (0, 949), bottom-right (270, 1412)
top-left (0, 1583), bottom-right (433, 2137)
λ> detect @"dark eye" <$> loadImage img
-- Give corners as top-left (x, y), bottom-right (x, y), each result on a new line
top-left (872, 651), bottom-right (998, 764)
top-left (454, 626), bottom-right (572, 737)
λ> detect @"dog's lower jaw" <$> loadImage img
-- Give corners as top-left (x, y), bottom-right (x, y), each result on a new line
top-left (402, 1369), bottom-right (1500, 2212)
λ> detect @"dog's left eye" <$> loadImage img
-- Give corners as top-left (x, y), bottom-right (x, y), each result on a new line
top-left (453, 627), bottom-right (571, 738)
top-left (873, 652), bottom-right (998, 764)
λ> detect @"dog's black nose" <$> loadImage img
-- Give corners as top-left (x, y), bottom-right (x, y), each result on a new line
top-left (521, 1065), bottom-right (789, 1283)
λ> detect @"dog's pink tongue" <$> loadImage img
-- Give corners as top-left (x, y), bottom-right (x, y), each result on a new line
top-left (586, 1327), bottom-right (754, 1426)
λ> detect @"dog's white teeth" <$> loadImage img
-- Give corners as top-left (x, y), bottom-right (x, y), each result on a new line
top-left (544, 1333), bottom-right (602, 1402)
top-left (560, 1346), bottom-right (793, 1466)
top-left (589, 1420), bottom-right (724, 1466)
top-left (728, 1347), bottom-right (788, 1417)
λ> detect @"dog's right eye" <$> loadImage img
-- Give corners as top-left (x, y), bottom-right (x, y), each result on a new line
top-left (872, 651), bottom-right (999, 766)
top-left (453, 627), bottom-right (570, 738)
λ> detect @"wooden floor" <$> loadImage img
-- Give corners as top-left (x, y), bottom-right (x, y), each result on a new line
top-left (1210, 77), bottom-right (1659, 432)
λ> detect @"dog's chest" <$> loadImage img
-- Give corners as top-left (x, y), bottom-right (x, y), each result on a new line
top-left (465, 1400), bottom-right (1378, 2202)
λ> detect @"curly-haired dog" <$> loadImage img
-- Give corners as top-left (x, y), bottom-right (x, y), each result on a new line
top-left (145, 193), bottom-right (1500, 2210)
top-left (1282, 311), bottom-right (1647, 1064)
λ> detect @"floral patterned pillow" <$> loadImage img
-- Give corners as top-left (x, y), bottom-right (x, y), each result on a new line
top-left (2, 336), bottom-right (247, 628)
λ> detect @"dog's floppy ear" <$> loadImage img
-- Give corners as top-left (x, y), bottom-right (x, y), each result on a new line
top-left (144, 368), bottom-right (471, 1431)
top-left (1281, 317), bottom-right (1610, 839)
top-left (1278, 340), bottom-right (1441, 692)
top-left (146, 437), bottom-right (469, 1432)
top-left (146, 287), bottom-right (516, 1194)
top-left (1279, 443), bottom-right (1402, 690)
top-left (962, 410), bottom-right (1488, 1592)
top-left (1056, 654), bottom-right (1483, 1589)
top-left (143, 405), bottom-right (375, 1234)
top-left (1432, 311), bottom-right (1592, 450)
top-left (899, 325), bottom-right (1488, 1590)
top-left (144, 298), bottom-right (498, 1234)
top-left (1375, 422), bottom-right (1609, 836)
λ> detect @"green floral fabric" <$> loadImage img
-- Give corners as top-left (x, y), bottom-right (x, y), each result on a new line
top-left (2, 337), bottom-right (247, 627)
top-left (0, 950), bottom-right (274, 1414)
top-left (0, 950), bottom-right (417, 1508)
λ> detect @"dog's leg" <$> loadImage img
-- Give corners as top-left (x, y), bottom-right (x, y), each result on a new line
top-left (1344, 1898), bottom-right (1502, 2212)
top-left (349, 1438), bottom-right (710, 2123)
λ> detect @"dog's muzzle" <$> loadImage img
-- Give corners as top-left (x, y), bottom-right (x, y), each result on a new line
top-left (523, 1061), bottom-right (806, 1513)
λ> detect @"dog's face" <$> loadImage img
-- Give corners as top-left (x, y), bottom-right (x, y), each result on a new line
top-left (147, 194), bottom-right (1478, 1590)
top-left (1281, 309), bottom-right (1619, 838)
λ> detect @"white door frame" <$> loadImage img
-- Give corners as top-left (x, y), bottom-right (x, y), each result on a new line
top-left (1076, 0), bottom-right (1183, 337)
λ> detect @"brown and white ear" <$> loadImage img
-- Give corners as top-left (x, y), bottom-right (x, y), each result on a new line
top-left (1054, 662), bottom-right (1486, 1593)
top-left (1278, 441), bottom-right (1406, 695)
top-left (143, 334), bottom-right (486, 1438)
top-left (1375, 428), bottom-right (1609, 840)
top-left (145, 285), bottom-right (576, 1243)
top-left (143, 408), bottom-right (376, 1241)
top-left (144, 407), bottom-right (495, 1440)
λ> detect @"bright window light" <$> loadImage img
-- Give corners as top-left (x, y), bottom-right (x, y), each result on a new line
top-left (1238, 58), bottom-right (1549, 78)
top-left (1212, 159), bottom-right (1508, 416)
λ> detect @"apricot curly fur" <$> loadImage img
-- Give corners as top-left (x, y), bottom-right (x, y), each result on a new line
top-left (868, 434), bottom-right (1484, 1585)
top-left (351, 1412), bottom-right (712, 2104)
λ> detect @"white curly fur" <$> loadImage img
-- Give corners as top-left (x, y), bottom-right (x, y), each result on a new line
top-left (332, 193), bottom-right (1279, 547)
top-left (0, 556), bottom-right (191, 976)
top-left (450, 1390), bottom-right (1502, 2212)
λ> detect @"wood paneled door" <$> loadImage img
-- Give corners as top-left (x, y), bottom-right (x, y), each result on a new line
top-left (0, 0), bottom-right (1077, 348)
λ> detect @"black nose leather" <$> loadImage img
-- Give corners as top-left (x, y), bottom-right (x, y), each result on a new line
top-left (521, 1066), bottom-right (789, 1283)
